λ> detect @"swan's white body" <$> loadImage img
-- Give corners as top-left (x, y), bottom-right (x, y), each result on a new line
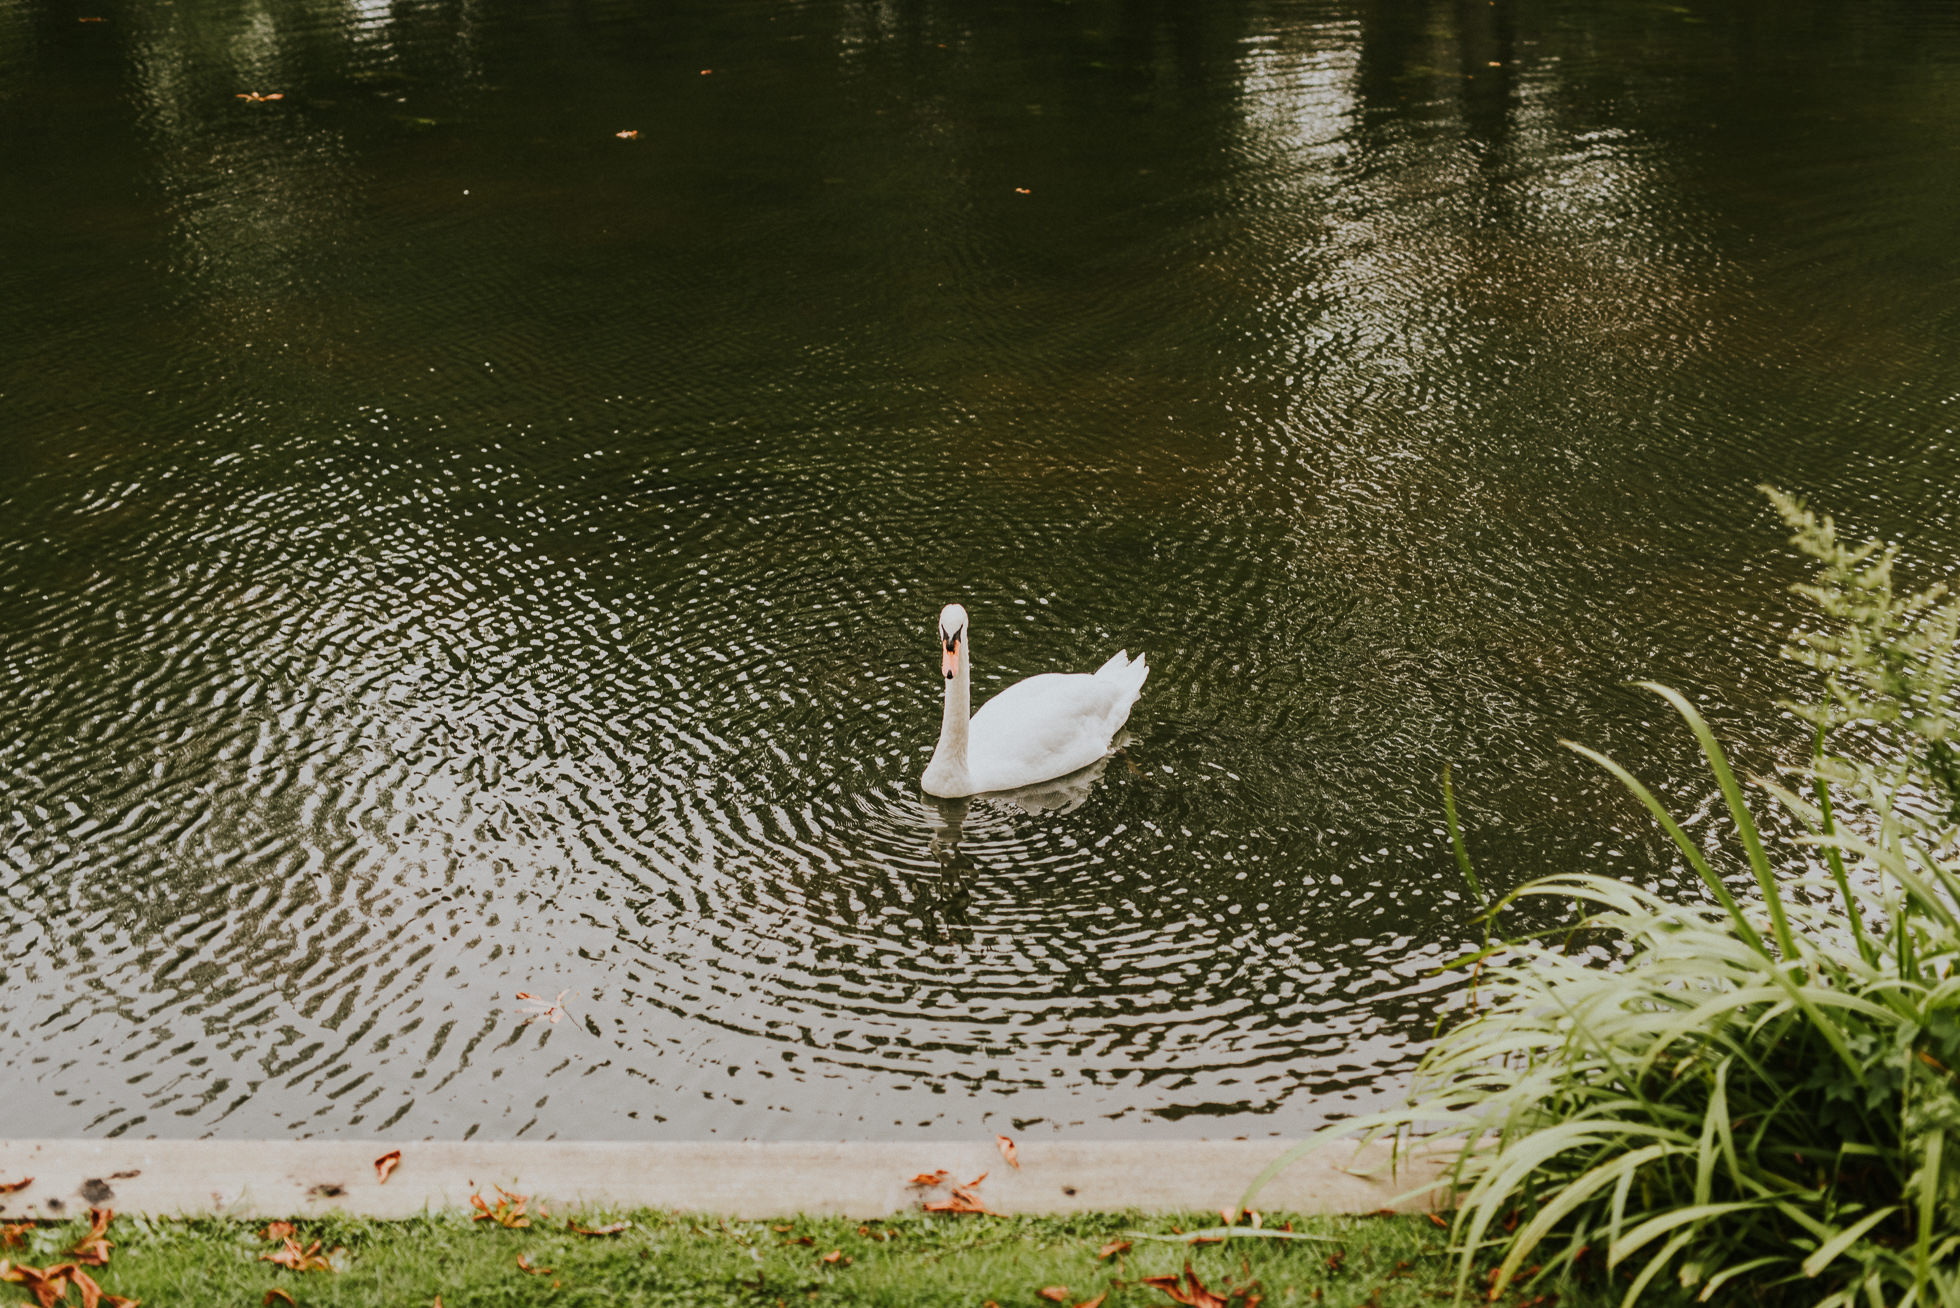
top-left (921, 604), bottom-right (1147, 798)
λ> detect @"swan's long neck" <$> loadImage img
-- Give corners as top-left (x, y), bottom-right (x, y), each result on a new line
top-left (926, 637), bottom-right (971, 790)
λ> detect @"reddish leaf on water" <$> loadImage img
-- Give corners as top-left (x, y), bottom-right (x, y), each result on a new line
top-left (516, 1254), bottom-right (552, 1275)
top-left (263, 1292), bottom-right (297, 1307)
top-left (261, 1223), bottom-right (296, 1242)
top-left (0, 1178), bottom-right (31, 1195)
top-left (375, 1151), bottom-right (402, 1185)
top-left (69, 1209), bottom-right (114, 1266)
top-left (1096, 1240), bottom-right (1131, 1260)
top-left (996, 1135), bottom-right (1019, 1169)
top-left (513, 991), bottom-right (567, 1025)
top-left (906, 1171), bottom-right (950, 1188)
top-left (566, 1220), bottom-right (631, 1237)
top-left (1037, 1288), bottom-right (1070, 1302)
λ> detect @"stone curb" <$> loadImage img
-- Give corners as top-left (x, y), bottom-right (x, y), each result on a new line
top-left (0, 1139), bottom-right (1449, 1221)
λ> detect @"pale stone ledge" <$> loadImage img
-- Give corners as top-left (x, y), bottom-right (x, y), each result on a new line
top-left (0, 1139), bottom-right (1448, 1221)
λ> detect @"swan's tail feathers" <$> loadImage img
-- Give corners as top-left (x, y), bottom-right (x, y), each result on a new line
top-left (1094, 649), bottom-right (1150, 723)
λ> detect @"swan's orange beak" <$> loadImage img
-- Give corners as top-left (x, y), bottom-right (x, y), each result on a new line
top-left (941, 636), bottom-right (959, 679)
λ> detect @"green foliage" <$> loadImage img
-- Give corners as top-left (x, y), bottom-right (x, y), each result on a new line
top-left (1249, 489), bottom-right (1960, 1307)
top-left (5, 1207), bottom-right (1541, 1308)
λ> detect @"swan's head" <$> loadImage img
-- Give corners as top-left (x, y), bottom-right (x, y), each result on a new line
top-left (937, 603), bottom-right (968, 680)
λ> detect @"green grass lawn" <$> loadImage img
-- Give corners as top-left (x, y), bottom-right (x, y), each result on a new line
top-left (1, 1205), bottom-right (1621, 1308)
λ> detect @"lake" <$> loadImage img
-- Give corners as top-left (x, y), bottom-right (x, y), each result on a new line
top-left (2, 0), bottom-right (1958, 1141)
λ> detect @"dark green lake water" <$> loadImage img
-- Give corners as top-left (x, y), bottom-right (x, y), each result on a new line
top-left (3, 0), bottom-right (1958, 1141)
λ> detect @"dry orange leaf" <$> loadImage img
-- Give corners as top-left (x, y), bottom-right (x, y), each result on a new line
top-left (996, 1135), bottom-right (1019, 1169)
top-left (469, 1186), bottom-right (531, 1229)
top-left (964, 1171), bottom-right (988, 1189)
top-left (1096, 1239), bottom-right (1131, 1260)
top-left (567, 1219), bottom-right (631, 1236)
top-left (516, 1253), bottom-right (552, 1275)
top-left (921, 1187), bottom-right (991, 1216)
top-left (819, 1249), bottom-right (845, 1264)
top-left (906, 1170), bottom-right (949, 1188)
top-left (615, 130), bottom-right (640, 139)
top-left (2, 1224), bottom-right (32, 1249)
top-left (235, 91), bottom-right (284, 102)
top-left (261, 1222), bottom-right (296, 1242)
top-left (69, 1209), bottom-right (114, 1266)
top-left (259, 1237), bottom-right (334, 1273)
top-left (263, 1291), bottom-right (297, 1307)
top-left (375, 1150), bottom-right (402, 1184)
top-left (0, 1178), bottom-right (31, 1195)
top-left (699, 69), bottom-right (713, 75)
top-left (1037, 1289), bottom-right (1071, 1303)
top-left (1015, 187), bottom-right (1032, 194)
top-left (1073, 1296), bottom-right (1108, 1308)
top-left (1139, 1262), bottom-right (1228, 1308)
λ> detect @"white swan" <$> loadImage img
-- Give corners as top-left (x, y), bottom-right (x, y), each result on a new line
top-left (921, 603), bottom-right (1148, 798)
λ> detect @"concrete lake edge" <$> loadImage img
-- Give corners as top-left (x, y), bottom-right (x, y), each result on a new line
top-left (0, 1139), bottom-right (1449, 1221)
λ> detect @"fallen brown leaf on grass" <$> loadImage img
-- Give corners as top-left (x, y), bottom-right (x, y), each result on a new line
top-left (1427, 1212), bottom-right (1448, 1228)
top-left (1037, 1288), bottom-right (1071, 1303)
top-left (1073, 1295), bottom-right (1108, 1308)
top-left (263, 1291), bottom-right (296, 1307)
top-left (1096, 1239), bottom-right (1131, 1260)
top-left (261, 1223), bottom-right (295, 1242)
top-left (1140, 1262), bottom-right (1228, 1308)
top-left (69, 1208), bottom-right (114, 1265)
top-left (921, 1187), bottom-right (991, 1216)
top-left (906, 1170), bottom-right (949, 1187)
top-left (516, 1254), bottom-right (552, 1275)
top-left (259, 1237), bottom-right (335, 1273)
top-left (1, 1259), bottom-right (139, 1308)
top-left (375, 1150), bottom-right (402, 1184)
top-left (0, 1178), bottom-right (30, 1194)
top-left (819, 1249), bottom-right (849, 1265)
top-left (469, 1186), bottom-right (531, 1229)
top-left (996, 1135), bottom-right (1019, 1169)
top-left (1, 1225), bottom-right (31, 1249)
top-left (566, 1219), bottom-right (631, 1236)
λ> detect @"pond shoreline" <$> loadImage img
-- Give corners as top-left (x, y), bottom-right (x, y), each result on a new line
top-left (0, 1137), bottom-right (1446, 1220)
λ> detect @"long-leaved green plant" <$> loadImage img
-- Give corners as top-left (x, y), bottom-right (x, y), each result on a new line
top-left (1246, 489), bottom-right (1960, 1307)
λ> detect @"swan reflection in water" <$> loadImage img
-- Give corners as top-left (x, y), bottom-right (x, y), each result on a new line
top-left (911, 747), bottom-right (1122, 944)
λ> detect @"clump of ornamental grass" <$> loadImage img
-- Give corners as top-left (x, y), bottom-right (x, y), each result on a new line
top-left (1248, 488), bottom-right (1960, 1308)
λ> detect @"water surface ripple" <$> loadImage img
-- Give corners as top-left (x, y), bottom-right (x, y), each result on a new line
top-left (2, 0), bottom-right (1959, 1139)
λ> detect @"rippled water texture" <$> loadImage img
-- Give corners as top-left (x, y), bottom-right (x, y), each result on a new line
top-left (3, 0), bottom-right (1959, 1140)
